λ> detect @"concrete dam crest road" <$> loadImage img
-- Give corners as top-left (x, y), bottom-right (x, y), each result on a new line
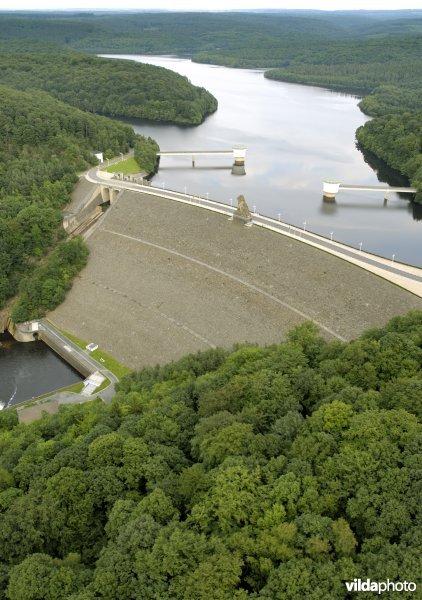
top-left (89, 166), bottom-right (422, 297)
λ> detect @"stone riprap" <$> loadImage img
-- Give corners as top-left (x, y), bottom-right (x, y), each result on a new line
top-left (49, 189), bottom-right (422, 369)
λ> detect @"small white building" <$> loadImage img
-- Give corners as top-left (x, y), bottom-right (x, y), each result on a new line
top-left (82, 371), bottom-right (105, 396)
top-left (86, 342), bottom-right (99, 352)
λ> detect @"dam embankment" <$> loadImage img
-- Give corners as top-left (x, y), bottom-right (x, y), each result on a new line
top-left (49, 186), bottom-right (422, 369)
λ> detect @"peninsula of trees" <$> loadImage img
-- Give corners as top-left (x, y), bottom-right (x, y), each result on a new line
top-left (0, 42), bottom-right (217, 126)
top-left (0, 312), bottom-right (421, 598)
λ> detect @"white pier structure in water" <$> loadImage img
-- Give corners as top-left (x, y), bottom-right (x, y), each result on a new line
top-left (157, 145), bottom-right (247, 174)
top-left (323, 181), bottom-right (417, 202)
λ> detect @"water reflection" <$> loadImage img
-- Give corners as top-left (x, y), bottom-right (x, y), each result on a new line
top-left (104, 54), bottom-right (421, 265)
top-left (0, 332), bottom-right (82, 408)
top-left (410, 203), bottom-right (422, 222)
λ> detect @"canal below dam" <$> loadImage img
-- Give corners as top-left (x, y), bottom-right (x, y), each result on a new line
top-left (102, 54), bottom-right (421, 267)
top-left (0, 333), bottom-right (82, 409)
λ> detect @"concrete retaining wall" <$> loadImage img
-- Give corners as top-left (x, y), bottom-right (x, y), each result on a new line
top-left (38, 330), bottom-right (93, 377)
top-left (10, 321), bottom-right (38, 342)
top-left (63, 186), bottom-right (103, 234)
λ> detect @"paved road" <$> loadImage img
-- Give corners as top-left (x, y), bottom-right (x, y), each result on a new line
top-left (85, 167), bottom-right (422, 297)
top-left (39, 320), bottom-right (118, 403)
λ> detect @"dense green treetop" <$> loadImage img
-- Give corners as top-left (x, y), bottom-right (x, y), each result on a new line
top-left (0, 83), bottom-right (135, 315)
top-left (356, 112), bottom-right (422, 203)
top-left (0, 312), bottom-right (421, 598)
top-left (0, 42), bottom-right (217, 126)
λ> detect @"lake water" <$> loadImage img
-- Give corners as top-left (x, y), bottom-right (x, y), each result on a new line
top-left (0, 333), bottom-right (81, 409)
top-left (103, 54), bottom-right (421, 267)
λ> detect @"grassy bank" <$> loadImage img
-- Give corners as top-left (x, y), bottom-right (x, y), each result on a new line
top-left (52, 323), bottom-right (131, 380)
top-left (102, 157), bottom-right (144, 175)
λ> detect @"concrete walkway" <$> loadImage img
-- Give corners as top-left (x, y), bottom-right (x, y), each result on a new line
top-left (86, 167), bottom-right (422, 298)
top-left (39, 320), bottom-right (118, 404)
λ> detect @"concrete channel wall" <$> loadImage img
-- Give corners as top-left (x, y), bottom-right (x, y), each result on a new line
top-left (38, 329), bottom-right (94, 378)
top-left (11, 320), bottom-right (99, 378)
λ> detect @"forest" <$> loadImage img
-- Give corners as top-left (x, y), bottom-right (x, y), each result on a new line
top-left (0, 42), bottom-right (217, 126)
top-left (356, 112), bottom-right (422, 203)
top-left (0, 11), bottom-right (421, 56)
top-left (0, 84), bottom-right (136, 320)
top-left (0, 311), bottom-right (421, 598)
top-left (0, 34), bottom-right (218, 322)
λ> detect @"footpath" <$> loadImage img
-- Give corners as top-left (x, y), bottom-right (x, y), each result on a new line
top-left (86, 167), bottom-right (422, 298)
top-left (15, 320), bottom-right (119, 424)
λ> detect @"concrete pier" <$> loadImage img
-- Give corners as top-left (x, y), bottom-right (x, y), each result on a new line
top-left (322, 181), bottom-right (340, 201)
top-left (157, 146), bottom-right (247, 174)
top-left (323, 181), bottom-right (417, 202)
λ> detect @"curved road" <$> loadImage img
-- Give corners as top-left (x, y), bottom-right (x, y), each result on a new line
top-left (86, 166), bottom-right (422, 298)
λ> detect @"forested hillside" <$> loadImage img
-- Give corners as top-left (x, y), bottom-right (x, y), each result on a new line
top-left (0, 312), bottom-right (421, 598)
top-left (0, 42), bottom-right (217, 126)
top-left (262, 39), bottom-right (422, 103)
top-left (0, 84), bottom-right (135, 320)
top-left (1, 11), bottom-right (420, 55)
top-left (0, 11), bottom-right (420, 200)
top-left (356, 112), bottom-right (422, 203)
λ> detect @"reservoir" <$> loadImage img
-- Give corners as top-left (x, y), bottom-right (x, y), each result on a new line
top-left (0, 333), bottom-right (82, 409)
top-left (104, 54), bottom-right (421, 267)
top-left (1, 55), bottom-right (421, 408)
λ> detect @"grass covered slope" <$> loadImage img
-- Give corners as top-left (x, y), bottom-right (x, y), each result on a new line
top-left (0, 84), bottom-right (136, 319)
top-left (0, 312), bottom-right (421, 598)
top-left (0, 42), bottom-right (217, 126)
